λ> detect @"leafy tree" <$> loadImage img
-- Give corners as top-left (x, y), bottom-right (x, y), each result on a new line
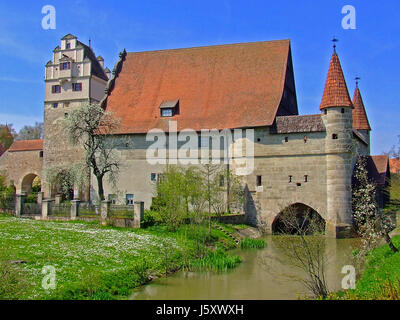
top-left (16, 122), bottom-right (43, 140)
top-left (209, 167), bottom-right (244, 217)
top-left (63, 103), bottom-right (121, 201)
top-left (152, 166), bottom-right (188, 231)
top-left (0, 124), bottom-right (16, 150)
top-left (352, 156), bottom-right (398, 253)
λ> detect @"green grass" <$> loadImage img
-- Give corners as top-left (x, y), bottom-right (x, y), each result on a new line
top-left (239, 237), bottom-right (266, 249)
top-left (0, 214), bottom-right (242, 300)
top-left (187, 250), bottom-right (242, 272)
top-left (390, 174), bottom-right (400, 202)
top-left (329, 235), bottom-right (400, 300)
top-left (350, 235), bottom-right (400, 298)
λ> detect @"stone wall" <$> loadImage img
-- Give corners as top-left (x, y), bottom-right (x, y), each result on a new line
top-left (91, 118), bottom-right (363, 237)
top-left (0, 149), bottom-right (43, 193)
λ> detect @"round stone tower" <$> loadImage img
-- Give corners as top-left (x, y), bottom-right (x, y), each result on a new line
top-left (320, 49), bottom-right (354, 238)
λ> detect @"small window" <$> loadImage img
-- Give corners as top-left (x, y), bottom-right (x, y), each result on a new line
top-left (72, 83), bottom-right (82, 91)
top-left (332, 134), bottom-right (338, 140)
top-left (297, 183), bottom-right (302, 187)
top-left (289, 175), bottom-right (292, 183)
top-left (108, 194), bottom-right (117, 204)
top-left (257, 138), bottom-right (261, 142)
top-left (160, 100), bottom-right (179, 117)
top-left (324, 109), bottom-right (327, 115)
top-left (161, 108), bottom-right (173, 117)
top-left (126, 194), bottom-right (134, 205)
top-left (256, 175), bottom-right (262, 187)
top-left (284, 137), bottom-right (289, 143)
top-left (304, 175), bottom-right (308, 183)
top-left (60, 62), bottom-right (71, 70)
top-left (53, 103), bottom-right (58, 109)
top-left (304, 136), bottom-right (307, 143)
top-left (39, 151), bottom-right (44, 158)
top-left (219, 175), bottom-right (225, 187)
top-left (341, 108), bottom-right (345, 114)
top-left (151, 173), bottom-right (157, 182)
top-left (66, 42), bottom-right (71, 49)
top-left (52, 85), bottom-right (61, 93)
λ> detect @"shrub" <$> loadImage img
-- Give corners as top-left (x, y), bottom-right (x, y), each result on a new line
top-left (25, 193), bottom-right (37, 204)
top-left (141, 210), bottom-right (162, 228)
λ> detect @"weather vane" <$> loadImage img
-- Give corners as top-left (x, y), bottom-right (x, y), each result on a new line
top-left (355, 76), bottom-right (361, 88)
top-left (332, 37), bottom-right (339, 52)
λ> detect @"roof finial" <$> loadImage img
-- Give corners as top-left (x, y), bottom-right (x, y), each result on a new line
top-left (332, 37), bottom-right (339, 53)
top-left (355, 76), bottom-right (361, 88)
top-left (89, 38), bottom-right (91, 48)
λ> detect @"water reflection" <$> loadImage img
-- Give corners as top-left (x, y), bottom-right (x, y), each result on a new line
top-left (131, 236), bottom-right (360, 300)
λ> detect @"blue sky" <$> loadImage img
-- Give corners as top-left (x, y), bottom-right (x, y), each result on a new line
top-left (0, 0), bottom-right (399, 155)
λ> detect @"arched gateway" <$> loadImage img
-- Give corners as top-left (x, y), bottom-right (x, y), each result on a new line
top-left (272, 203), bottom-right (326, 235)
top-left (20, 173), bottom-right (40, 194)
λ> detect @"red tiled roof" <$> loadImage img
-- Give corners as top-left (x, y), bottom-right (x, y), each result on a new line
top-left (8, 139), bottom-right (43, 152)
top-left (352, 87), bottom-right (371, 131)
top-left (389, 158), bottom-right (400, 174)
top-left (320, 52), bottom-right (353, 110)
top-left (105, 40), bottom-right (292, 133)
top-left (367, 155), bottom-right (389, 185)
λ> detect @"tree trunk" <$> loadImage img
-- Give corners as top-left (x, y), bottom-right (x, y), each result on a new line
top-left (96, 175), bottom-right (105, 201)
top-left (384, 232), bottom-right (399, 253)
top-left (227, 164), bottom-right (230, 213)
top-left (208, 174), bottom-right (211, 235)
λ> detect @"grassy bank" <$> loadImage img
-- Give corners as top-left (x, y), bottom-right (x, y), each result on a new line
top-left (0, 215), bottom-right (245, 300)
top-left (330, 235), bottom-right (400, 300)
top-left (351, 235), bottom-right (400, 299)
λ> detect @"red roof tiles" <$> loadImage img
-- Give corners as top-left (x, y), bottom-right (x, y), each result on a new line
top-left (8, 139), bottom-right (43, 152)
top-left (105, 40), bottom-right (292, 133)
top-left (389, 158), bottom-right (400, 174)
top-left (352, 87), bottom-right (371, 131)
top-left (320, 52), bottom-right (353, 110)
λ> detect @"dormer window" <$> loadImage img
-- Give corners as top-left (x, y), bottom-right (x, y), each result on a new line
top-left (66, 42), bottom-right (71, 49)
top-left (160, 99), bottom-right (179, 117)
top-left (161, 108), bottom-right (173, 117)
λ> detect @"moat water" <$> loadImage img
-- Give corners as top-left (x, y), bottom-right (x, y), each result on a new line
top-left (131, 236), bottom-right (360, 300)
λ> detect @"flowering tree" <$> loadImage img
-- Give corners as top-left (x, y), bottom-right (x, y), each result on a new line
top-left (63, 103), bottom-right (121, 201)
top-left (352, 156), bottom-right (398, 253)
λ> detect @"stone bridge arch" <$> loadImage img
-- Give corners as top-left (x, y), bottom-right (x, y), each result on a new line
top-left (271, 202), bottom-right (326, 235)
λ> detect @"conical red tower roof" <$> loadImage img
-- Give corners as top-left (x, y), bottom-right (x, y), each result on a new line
top-left (352, 86), bottom-right (371, 131)
top-left (320, 52), bottom-right (353, 110)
